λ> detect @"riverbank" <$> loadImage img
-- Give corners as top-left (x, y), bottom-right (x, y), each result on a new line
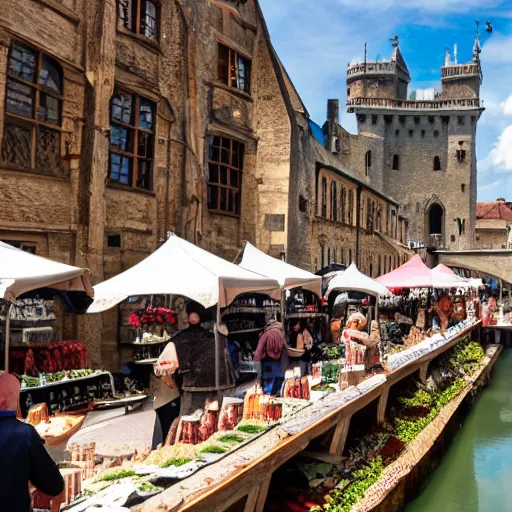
top-left (405, 346), bottom-right (512, 512)
top-left (352, 344), bottom-right (502, 512)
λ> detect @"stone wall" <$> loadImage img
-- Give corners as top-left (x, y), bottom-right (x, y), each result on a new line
top-left (0, 0), bottom-right (296, 369)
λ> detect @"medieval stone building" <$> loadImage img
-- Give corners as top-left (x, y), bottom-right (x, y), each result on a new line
top-left (342, 41), bottom-right (483, 251)
top-left (0, 0), bottom-right (298, 367)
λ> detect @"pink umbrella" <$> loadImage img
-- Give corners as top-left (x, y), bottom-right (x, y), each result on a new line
top-left (376, 255), bottom-right (433, 289)
top-left (432, 264), bottom-right (470, 289)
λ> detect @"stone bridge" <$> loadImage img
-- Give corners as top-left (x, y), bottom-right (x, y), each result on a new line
top-left (435, 250), bottom-right (512, 284)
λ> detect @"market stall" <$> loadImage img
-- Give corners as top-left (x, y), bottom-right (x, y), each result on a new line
top-left (238, 242), bottom-right (325, 384)
top-left (0, 243), bottom-right (113, 421)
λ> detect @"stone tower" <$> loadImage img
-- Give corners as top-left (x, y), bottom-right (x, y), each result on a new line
top-left (346, 36), bottom-right (483, 250)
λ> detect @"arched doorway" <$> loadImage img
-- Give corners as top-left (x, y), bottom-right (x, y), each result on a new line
top-left (427, 203), bottom-right (444, 247)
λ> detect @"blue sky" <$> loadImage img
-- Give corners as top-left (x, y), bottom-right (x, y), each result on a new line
top-left (259, 0), bottom-right (512, 202)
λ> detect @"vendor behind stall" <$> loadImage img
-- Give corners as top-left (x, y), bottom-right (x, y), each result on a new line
top-left (155, 301), bottom-right (236, 418)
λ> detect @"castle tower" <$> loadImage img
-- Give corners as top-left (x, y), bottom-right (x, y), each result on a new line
top-left (346, 35), bottom-right (483, 250)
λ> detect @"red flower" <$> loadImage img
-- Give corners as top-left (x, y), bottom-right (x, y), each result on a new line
top-left (129, 313), bottom-right (141, 327)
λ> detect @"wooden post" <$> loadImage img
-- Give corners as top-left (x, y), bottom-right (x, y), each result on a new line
top-left (329, 415), bottom-right (351, 456)
top-left (419, 361), bottom-right (430, 384)
top-left (253, 474), bottom-right (272, 512)
top-left (377, 384), bottom-right (389, 424)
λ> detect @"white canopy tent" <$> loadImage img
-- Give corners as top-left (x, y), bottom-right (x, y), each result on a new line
top-left (1, 241), bottom-right (93, 372)
top-left (326, 263), bottom-right (390, 298)
top-left (87, 234), bottom-right (281, 388)
top-left (88, 234), bottom-right (280, 313)
top-left (239, 241), bottom-right (322, 296)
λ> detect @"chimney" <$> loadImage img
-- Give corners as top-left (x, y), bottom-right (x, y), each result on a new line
top-left (327, 99), bottom-right (339, 124)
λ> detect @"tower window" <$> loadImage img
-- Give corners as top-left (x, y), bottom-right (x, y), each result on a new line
top-left (372, 115), bottom-right (378, 125)
top-left (384, 115), bottom-right (393, 124)
top-left (442, 116), bottom-right (450, 124)
top-left (421, 130), bottom-right (425, 137)
top-left (399, 116), bottom-right (406, 124)
top-left (395, 129), bottom-right (400, 136)
top-left (347, 87), bottom-right (351, 96)
top-left (357, 114), bottom-right (367, 123)
top-left (365, 150), bottom-right (372, 176)
top-left (458, 116), bottom-right (465, 125)
top-left (392, 154), bottom-right (400, 170)
top-left (456, 149), bottom-right (466, 163)
top-left (433, 130), bottom-right (439, 137)
top-left (461, 184), bottom-right (466, 193)
top-left (408, 129), bottom-right (413, 137)
top-left (428, 116), bottom-right (435, 124)
top-left (107, 234), bottom-right (121, 248)
top-left (414, 116), bottom-right (420, 124)
top-left (433, 156), bottom-right (441, 171)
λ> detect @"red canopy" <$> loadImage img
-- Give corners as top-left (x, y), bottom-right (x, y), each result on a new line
top-left (376, 255), bottom-right (433, 289)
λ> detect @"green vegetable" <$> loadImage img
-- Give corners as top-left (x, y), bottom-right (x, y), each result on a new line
top-left (200, 445), bottom-right (228, 454)
top-left (218, 434), bottom-right (245, 444)
top-left (237, 424), bottom-right (266, 434)
top-left (320, 458), bottom-right (384, 512)
top-left (138, 482), bottom-right (163, 493)
top-left (161, 458), bottom-right (192, 468)
top-left (95, 470), bottom-right (136, 482)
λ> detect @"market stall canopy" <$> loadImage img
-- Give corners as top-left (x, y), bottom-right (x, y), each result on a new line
top-left (0, 241), bottom-right (93, 300)
top-left (376, 254), bottom-right (432, 289)
top-left (432, 264), bottom-right (470, 289)
top-left (326, 263), bottom-right (389, 298)
top-left (88, 234), bottom-right (281, 313)
top-left (239, 242), bottom-right (321, 296)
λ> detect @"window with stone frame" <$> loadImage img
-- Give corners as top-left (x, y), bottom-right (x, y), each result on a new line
top-left (340, 186), bottom-right (347, 224)
top-left (365, 150), bottom-right (372, 176)
top-left (218, 43), bottom-right (251, 94)
top-left (207, 135), bottom-right (244, 216)
top-left (347, 189), bottom-right (354, 226)
top-left (118, 0), bottom-right (160, 41)
top-left (109, 87), bottom-right (156, 190)
top-left (1, 42), bottom-right (63, 175)
top-left (321, 177), bottom-right (327, 218)
top-left (330, 181), bottom-right (338, 221)
top-left (366, 198), bottom-right (372, 231)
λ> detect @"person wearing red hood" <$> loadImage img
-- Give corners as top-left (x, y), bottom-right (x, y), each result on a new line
top-left (0, 372), bottom-right (64, 511)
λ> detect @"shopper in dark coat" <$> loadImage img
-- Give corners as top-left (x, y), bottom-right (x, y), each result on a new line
top-left (0, 373), bottom-right (64, 512)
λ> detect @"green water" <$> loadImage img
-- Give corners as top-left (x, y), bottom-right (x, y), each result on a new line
top-left (406, 349), bottom-right (512, 512)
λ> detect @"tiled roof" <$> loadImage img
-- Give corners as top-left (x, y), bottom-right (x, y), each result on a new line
top-left (476, 201), bottom-right (512, 221)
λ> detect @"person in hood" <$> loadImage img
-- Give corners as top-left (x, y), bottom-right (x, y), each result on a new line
top-left (0, 373), bottom-right (64, 512)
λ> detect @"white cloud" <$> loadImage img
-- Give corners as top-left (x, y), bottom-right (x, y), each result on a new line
top-left (480, 125), bottom-right (512, 174)
top-left (502, 95), bottom-right (512, 115)
top-left (481, 34), bottom-right (512, 64)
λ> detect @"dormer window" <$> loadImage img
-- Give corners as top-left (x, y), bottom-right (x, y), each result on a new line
top-left (118, 0), bottom-right (160, 41)
top-left (218, 44), bottom-right (251, 94)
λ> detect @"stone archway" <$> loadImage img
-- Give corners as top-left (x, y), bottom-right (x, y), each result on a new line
top-left (424, 197), bottom-right (445, 248)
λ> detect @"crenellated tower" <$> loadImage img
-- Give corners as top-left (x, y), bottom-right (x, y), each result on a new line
top-left (345, 34), bottom-right (484, 251)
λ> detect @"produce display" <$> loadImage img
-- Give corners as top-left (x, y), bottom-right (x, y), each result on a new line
top-left (21, 369), bottom-right (95, 388)
top-left (303, 336), bottom-right (485, 512)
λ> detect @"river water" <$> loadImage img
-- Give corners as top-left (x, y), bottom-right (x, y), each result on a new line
top-left (406, 348), bottom-right (512, 512)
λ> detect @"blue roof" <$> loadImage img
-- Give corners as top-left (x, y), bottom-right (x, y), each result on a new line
top-left (309, 120), bottom-right (326, 146)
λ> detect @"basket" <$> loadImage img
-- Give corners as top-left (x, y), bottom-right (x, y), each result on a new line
top-left (286, 345), bottom-right (305, 358)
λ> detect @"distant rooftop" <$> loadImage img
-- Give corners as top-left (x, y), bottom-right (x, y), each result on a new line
top-left (476, 200), bottom-right (512, 222)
